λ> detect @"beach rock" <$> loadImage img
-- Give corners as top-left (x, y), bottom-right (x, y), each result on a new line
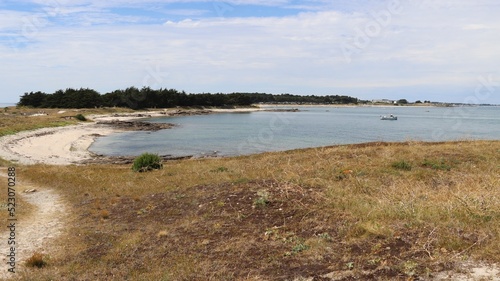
top-left (80, 154), bottom-right (192, 165)
top-left (263, 108), bottom-right (300, 112)
top-left (165, 109), bottom-right (212, 116)
top-left (96, 120), bottom-right (175, 131)
top-left (110, 113), bottom-right (152, 118)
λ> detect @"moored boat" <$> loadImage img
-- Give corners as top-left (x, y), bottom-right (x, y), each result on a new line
top-left (380, 114), bottom-right (397, 120)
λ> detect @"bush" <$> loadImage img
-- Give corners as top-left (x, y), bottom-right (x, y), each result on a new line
top-left (132, 153), bottom-right (163, 172)
top-left (75, 114), bottom-right (87, 121)
top-left (25, 252), bottom-right (47, 268)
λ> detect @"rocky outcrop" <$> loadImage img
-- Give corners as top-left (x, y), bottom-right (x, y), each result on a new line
top-left (162, 109), bottom-right (212, 116)
top-left (263, 108), bottom-right (300, 112)
top-left (81, 154), bottom-right (192, 165)
top-left (96, 120), bottom-right (175, 131)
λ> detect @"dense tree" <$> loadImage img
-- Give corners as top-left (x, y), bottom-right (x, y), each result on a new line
top-left (17, 87), bottom-right (360, 109)
top-left (18, 88), bottom-right (101, 108)
top-left (18, 91), bottom-right (47, 107)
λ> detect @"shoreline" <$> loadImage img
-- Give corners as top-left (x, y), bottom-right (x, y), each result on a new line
top-left (1, 106), bottom-right (497, 166)
top-left (0, 123), bottom-right (120, 165)
top-left (0, 107), bottom-right (271, 165)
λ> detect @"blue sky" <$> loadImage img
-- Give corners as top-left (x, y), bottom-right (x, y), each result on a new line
top-left (1, 0), bottom-right (499, 104)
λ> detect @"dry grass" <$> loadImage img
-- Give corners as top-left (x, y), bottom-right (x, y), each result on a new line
top-left (12, 140), bottom-right (500, 280)
top-left (25, 252), bottom-right (47, 268)
top-left (0, 168), bottom-right (36, 223)
top-left (0, 157), bottom-right (12, 167)
top-left (0, 106), bottom-right (135, 137)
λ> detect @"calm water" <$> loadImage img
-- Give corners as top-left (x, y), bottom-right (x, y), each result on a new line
top-left (90, 106), bottom-right (500, 157)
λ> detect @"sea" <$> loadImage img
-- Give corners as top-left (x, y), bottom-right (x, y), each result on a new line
top-left (89, 106), bottom-right (500, 158)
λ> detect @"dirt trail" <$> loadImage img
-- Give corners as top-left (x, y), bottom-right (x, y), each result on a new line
top-left (0, 170), bottom-right (67, 279)
top-left (296, 263), bottom-right (500, 281)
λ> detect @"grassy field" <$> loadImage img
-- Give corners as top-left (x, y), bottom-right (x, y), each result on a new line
top-left (3, 139), bottom-right (498, 280)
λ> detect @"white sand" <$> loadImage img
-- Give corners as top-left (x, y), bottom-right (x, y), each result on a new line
top-left (0, 123), bottom-right (120, 165)
top-left (0, 111), bottom-right (155, 165)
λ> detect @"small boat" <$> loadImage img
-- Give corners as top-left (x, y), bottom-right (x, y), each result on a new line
top-left (380, 114), bottom-right (397, 120)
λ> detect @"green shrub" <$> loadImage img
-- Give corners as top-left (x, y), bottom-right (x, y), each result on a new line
top-left (291, 243), bottom-right (310, 254)
top-left (75, 114), bottom-right (87, 121)
top-left (132, 153), bottom-right (163, 172)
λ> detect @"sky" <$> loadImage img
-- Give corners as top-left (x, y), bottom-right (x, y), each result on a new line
top-left (1, 0), bottom-right (499, 104)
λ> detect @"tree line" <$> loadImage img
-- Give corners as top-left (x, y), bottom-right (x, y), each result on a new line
top-left (17, 87), bottom-right (359, 109)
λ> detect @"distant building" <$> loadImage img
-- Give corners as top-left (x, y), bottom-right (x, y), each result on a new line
top-left (371, 99), bottom-right (396, 104)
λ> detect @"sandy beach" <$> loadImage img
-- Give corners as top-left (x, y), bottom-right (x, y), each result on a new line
top-left (0, 123), bottom-right (119, 165)
top-left (0, 110), bottom-right (168, 165)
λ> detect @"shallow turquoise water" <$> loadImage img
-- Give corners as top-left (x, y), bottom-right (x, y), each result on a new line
top-left (90, 106), bottom-right (500, 157)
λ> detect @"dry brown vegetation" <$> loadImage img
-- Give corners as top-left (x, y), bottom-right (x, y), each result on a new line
top-left (5, 140), bottom-right (499, 280)
top-left (24, 252), bottom-right (47, 268)
top-left (0, 171), bottom-right (35, 224)
top-left (0, 106), bottom-right (135, 137)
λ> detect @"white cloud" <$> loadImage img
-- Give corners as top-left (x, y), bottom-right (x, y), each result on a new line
top-left (0, 11), bottom-right (28, 29)
top-left (463, 24), bottom-right (491, 30)
top-left (1, 1), bottom-right (500, 104)
top-left (17, 0), bottom-right (292, 9)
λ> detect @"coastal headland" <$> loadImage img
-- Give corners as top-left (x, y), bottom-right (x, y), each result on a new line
top-left (0, 106), bottom-right (498, 280)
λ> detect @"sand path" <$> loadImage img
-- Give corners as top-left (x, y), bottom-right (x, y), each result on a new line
top-left (0, 170), bottom-right (68, 279)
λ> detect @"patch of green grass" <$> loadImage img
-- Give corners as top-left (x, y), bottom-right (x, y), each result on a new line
top-left (346, 261), bottom-right (355, 270)
top-left (391, 160), bottom-right (412, 171)
top-left (291, 243), bottom-right (310, 254)
top-left (211, 166), bottom-right (228, 173)
top-left (422, 158), bottom-right (452, 170)
top-left (402, 260), bottom-right (419, 277)
top-left (0, 130), bottom-right (17, 137)
top-left (253, 190), bottom-right (270, 207)
top-left (317, 232), bottom-right (333, 241)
